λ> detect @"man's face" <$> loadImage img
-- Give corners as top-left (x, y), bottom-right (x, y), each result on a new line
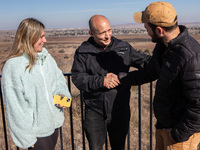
top-left (144, 23), bottom-right (162, 43)
top-left (90, 20), bottom-right (112, 49)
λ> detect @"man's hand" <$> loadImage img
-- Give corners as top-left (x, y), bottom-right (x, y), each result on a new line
top-left (104, 73), bottom-right (120, 89)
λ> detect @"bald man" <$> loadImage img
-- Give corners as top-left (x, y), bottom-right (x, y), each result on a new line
top-left (71, 15), bottom-right (150, 150)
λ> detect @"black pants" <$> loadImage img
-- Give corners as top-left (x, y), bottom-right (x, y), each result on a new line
top-left (28, 128), bottom-right (59, 150)
top-left (84, 108), bottom-right (130, 150)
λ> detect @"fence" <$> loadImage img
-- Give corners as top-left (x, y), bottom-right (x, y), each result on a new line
top-left (0, 73), bottom-right (154, 150)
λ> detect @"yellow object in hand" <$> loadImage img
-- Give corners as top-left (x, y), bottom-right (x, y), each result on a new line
top-left (53, 95), bottom-right (71, 107)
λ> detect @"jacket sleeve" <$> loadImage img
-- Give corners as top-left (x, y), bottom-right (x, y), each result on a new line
top-left (128, 44), bottom-right (152, 69)
top-left (119, 46), bottom-right (160, 86)
top-left (71, 51), bottom-right (104, 92)
top-left (50, 56), bottom-right (71, 99)
top-left (1, 64), bottom-right (37, 149)
top-left (171, 53), bottom-right (200, 142)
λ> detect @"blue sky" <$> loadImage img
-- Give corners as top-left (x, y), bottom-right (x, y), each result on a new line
top-left (0, 0), bottom-right (200, 30)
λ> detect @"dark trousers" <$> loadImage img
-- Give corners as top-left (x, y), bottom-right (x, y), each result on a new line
top-left (84, 108), bottom-right (130, 150)
top-left (28, 128), bottom-right (59, 150)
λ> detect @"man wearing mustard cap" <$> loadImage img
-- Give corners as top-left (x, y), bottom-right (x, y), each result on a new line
top-left (119, 1), bottom-right (200, 150)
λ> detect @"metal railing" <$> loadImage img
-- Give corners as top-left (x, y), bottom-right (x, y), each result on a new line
top-left (0, 73), bottom-right (153, 150)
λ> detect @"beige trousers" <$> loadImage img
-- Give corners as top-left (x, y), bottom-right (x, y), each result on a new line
top-left (155, 129), bottom-right (200, 150)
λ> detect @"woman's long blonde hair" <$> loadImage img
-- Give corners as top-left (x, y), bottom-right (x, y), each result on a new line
top-left (2, 18), bottom-right (45, 71)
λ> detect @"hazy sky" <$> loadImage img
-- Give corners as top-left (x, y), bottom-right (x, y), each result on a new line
top-left (0, 0), bottom-right (200, 30)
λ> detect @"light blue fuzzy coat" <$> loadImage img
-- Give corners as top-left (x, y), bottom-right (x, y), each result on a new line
top-left (1, 48), bottom-right (71, 149)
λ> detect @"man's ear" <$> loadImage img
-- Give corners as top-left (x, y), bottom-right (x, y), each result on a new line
top-left (155, 26), bottom-right (164, 37)
top-left (89, 30), bottom-right (93, 36)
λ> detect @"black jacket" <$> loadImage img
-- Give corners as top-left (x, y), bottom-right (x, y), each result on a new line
top-left (71, 36), bottom-right (150, 122)
top-left (120, 26), bottom-right (200, 142)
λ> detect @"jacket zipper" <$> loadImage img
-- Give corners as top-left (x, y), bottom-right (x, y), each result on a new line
top-left (39, 59), bottom-right (53, 111)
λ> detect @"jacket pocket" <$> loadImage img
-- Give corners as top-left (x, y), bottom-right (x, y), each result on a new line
top-left (158, 55), bottom-right (182, 89)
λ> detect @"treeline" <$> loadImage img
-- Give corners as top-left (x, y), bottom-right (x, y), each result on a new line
top-left (45, 26), bottom-right (200, 37)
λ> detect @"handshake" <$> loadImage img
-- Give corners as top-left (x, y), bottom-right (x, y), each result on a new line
top-left (103, 73), bottom-right (120, 89)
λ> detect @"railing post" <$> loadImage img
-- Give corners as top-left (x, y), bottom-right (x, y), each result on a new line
top-left (66, 74), bottom-right (75, 150)
top-left (60, 127), bottom-right (63, 150)
top-left (0, 80), bottom-right (9, 150)
top-left (138, 85), bottom-right (141, 150)
top-left (127, 127), bottom-right (130, 150)
top-left (150, 82), bottom-right (153, 150)
top-left (80, 91), bottom-right (86, 150)
top-left (105, 134), bottom-right (108, 150)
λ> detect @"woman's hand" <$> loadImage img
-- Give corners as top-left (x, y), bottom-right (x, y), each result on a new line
top-left (55, 94), bottom-right (66, 108)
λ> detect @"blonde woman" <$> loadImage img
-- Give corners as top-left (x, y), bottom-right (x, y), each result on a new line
top-left (1, 18), bottom-right (71, 150)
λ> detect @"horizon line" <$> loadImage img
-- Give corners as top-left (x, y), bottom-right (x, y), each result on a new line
top-left (0, 21), bottom-right (200, 31)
